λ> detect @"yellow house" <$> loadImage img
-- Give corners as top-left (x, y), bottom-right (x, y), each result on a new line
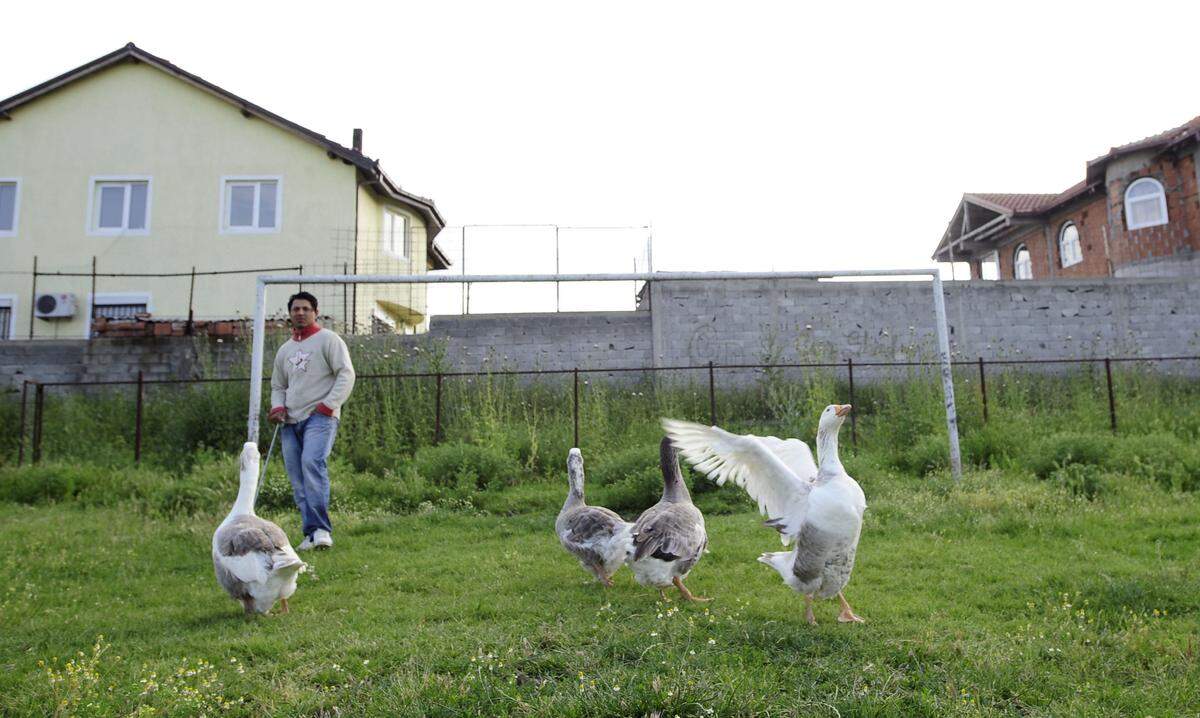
top-left (0, 43), bottom-right (450, 340)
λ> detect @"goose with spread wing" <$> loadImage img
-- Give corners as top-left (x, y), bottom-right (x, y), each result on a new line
top-left (556, 448), bottom-right (634, 587)
top-left (663, 405), bottom-right (866, 624)
top-left (628, 437), bottom-right (710, 602)
top-left (213, 442), bottom-right (307, 616)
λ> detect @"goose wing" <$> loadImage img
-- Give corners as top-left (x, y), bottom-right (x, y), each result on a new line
top-left (216, 516), bottom-right (301, 585)
top-left (662, 418), bottom-right (813, 540)
top-left (632, 503), bottom-right (706, 565)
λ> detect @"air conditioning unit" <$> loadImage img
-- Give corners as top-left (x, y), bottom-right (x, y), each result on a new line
top-left (35, 293), bottom-right (77, 319)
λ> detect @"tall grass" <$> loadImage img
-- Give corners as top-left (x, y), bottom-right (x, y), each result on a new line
top-left (4, 360), bottom-right (1200, 489)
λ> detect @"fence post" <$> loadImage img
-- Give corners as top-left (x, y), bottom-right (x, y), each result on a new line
top-left (573, 368), bottom-right (580, 448)
top-left (89, 256), bottom-right (97, 340)
top-left (846, 357), bottom-right (857, 448)
top-left (434, 372), bottom-right (443, 445)
top-left (708, 361), bottom-right (716, 426)
top-left (342, 262), bottom-right (349, 333)
top-left (1105, 357), bottom-right (1117, 434)
top-left (28, 256), bottom-right (38, 340)
top-left (134, 371), bottom-right (145, 464)
top-left (32, 383), bottom-right (44, 465)
top-left (978, 357), bottom-right (988, 424)
top-left (185, 266), bottom-right (196, 335)
top-left (17, 380), bottom-right (29, 467)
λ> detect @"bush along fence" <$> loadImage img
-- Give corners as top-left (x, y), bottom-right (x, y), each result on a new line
top-left (8, 354), bottom-right (1200, 468)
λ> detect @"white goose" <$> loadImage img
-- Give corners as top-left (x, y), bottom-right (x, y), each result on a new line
top-left (556, 448), bottom-right (634, 587)
top-left (213, 442), bottom-right (306, 616)
top-left (663, 405), bottom-right (867, 624)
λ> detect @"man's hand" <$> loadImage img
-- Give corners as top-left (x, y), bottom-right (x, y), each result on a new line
top-left (268, 407), bottom-right (287, 424)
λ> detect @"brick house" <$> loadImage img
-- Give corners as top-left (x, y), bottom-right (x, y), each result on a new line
top-left (933, 116), bottom-right (1200, 279)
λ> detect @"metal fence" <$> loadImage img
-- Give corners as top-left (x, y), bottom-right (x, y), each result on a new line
top-left (11, 354), bottom-right (1198, 467)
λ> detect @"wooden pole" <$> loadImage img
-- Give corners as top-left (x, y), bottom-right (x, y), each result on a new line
top-left (89, 256), bottom-right (97, 339)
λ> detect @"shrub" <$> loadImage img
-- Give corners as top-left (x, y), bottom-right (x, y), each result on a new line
top-left (961, 423), bottom-right (1025, 469)
top-left (1026, 433), bottom-right (1112, 478)
top-left (1112, 433), bottom-right (1200, 492)
top-left (586, 443), bottom-right (661, 487)
top-left (1049, 462), bottom-right (1107, 500)
top-left (891, 434), bottom-right (948, 477)
top-left (413, 442), bottom-right (519, 490)
top-left (597, 465), bottom-right (661, 515)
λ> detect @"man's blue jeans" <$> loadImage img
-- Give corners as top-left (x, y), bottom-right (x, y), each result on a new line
top-left (280, 413), bottom-right (338, 539)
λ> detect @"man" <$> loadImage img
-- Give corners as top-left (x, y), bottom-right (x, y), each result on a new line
top-left (269, 291), bottom-right (356, 550)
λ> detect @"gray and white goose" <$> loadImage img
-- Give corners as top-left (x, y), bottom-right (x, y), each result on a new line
top-left (628, 437), bottom-right (709, 602)
top-left (556, 448), bottom-right (634, 587)
top-left (663, 405), bottom-right (866, 624)
top-left (213, 442), bottom-right (306, 616)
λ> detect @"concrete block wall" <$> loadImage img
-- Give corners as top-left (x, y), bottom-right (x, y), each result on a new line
top-left (1, 277), bottom-right (1197, 391)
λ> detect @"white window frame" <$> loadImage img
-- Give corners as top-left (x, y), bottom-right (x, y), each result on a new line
top-left (1013, 244), bottom-right (1033, 280)
top-left (0, 295), bottom-right (16, 340)
top-left (1124, 177), bottom-right (1169, 230)
top-left (86, 176), bottom-right (152, 236)
top-left (84, 291), bottom-right (153, 338)
top-left (1058, 222), bottom-right (1083, 268)
top-left (0, 178), bottom-right (20, 237)
top-left (381, 207), bottom-right (409, 260)
top-left (219, 175), bottom-right (283, 234)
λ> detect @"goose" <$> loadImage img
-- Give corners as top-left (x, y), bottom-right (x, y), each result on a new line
top-left (663, 405), bottom-right (866, 624)
top-left (556, 448), bottom-right (635, 587)
top-left (213, 442), bottom-right (306, 616)
top-left (628, 437), bottom-right (710, 602)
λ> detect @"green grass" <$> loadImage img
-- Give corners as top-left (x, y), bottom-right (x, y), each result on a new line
top-left (1, 468), bottom-right (1197, 716)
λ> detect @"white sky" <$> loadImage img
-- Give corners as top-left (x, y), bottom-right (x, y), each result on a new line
top-left (6, 0), bottom-right (1200, 312)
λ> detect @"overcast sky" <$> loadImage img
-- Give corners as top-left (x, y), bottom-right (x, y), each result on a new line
top-left (6, 1), bottom-right (1200, 309)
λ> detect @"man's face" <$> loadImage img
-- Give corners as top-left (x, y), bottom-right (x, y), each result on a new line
top-left (290, 299), bottom-right (316, 328)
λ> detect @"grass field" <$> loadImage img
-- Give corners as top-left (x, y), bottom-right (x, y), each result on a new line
top-left (1, 464), bottom-right (1197, 716)
top-left (2, 366), bottom-right (1199, 715)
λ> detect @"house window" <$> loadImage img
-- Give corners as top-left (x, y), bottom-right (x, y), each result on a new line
top-left (382, 209), bottom-right (408, 259)
top-left (1059, 222), bottom-right (1083, 268)
top-left (981, 251), bottom-right (1000, 280)
top-left (1124, 177), bottom-right (1168, 230)
top-left (0, 296), bottom-right (14, 340)
top-left (90, 178), bottom-right (150, 234)
top-left (0, 180), bottom-right (19, 236)
top-left (86, 292), bottom-right (151, 337)
top-left (1013, 244), bottom-right (1032, 279)
top-left (221, 177), bottom-right (280, 232)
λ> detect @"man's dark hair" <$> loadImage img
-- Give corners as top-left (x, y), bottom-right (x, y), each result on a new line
top-left (288, 291), bottom-right (319, 312)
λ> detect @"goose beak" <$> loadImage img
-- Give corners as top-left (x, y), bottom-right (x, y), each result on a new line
top-left (834, 404), bottom-right (852, 417)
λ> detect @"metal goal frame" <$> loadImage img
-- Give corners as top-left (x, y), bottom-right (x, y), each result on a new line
top-left (246, 269), bottom-right (963, 479)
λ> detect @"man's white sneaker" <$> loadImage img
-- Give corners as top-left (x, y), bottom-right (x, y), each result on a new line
top-left (296, 535), bottom-right (316, 551)
top-left (312, 529), bottom-right (333, 549)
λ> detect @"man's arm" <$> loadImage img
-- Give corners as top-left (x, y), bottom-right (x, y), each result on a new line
top-left (315, 334), bottom-right (356, 416)
top-left (269, 348), bottom-right (288, 422)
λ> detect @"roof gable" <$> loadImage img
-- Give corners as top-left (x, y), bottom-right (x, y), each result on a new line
top-left (0, 43), bottom-right (449, 269)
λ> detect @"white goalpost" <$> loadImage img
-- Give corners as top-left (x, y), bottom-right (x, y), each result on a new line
top-left (246, 269), bottom-right (963, 480)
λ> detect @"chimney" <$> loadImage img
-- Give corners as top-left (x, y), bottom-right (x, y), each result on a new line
top-left (352, 128), bottom-right (363, 152)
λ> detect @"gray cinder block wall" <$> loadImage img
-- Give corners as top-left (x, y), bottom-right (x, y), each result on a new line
top-left (2, 277), bottom-right (1197, 390)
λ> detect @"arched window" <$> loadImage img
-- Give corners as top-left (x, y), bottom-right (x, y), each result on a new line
top-left (1013, 244), bottom-right (1032, 279)
top-left (1124, 177), bottom-right (1168, 230)
top-left (1059, 222), bottom-right (1082, 268)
